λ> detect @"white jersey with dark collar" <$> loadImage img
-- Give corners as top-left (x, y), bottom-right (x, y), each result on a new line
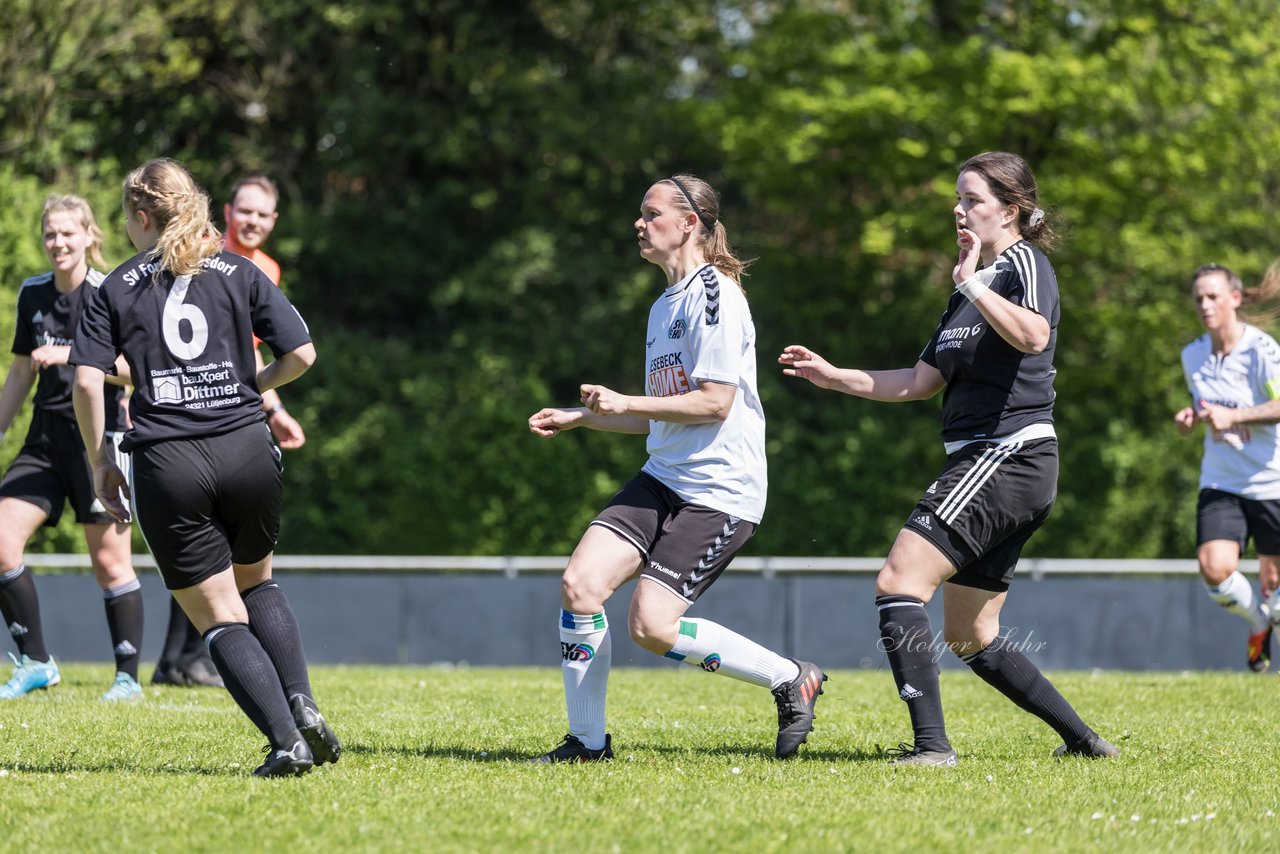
top-left (640, 263), bottom-right (767, 523)
top-left (70, 249), bottom-right (311, 451)
top-left (1181, 324), bottom-right (1280, 499)
top-left (919, 239), bottom-right (1060, 444)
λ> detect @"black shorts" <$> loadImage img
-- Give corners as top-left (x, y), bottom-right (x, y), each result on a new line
top-left (903, 437), bottom-right (1058, 592)
top-left (590, 471), bottom-right (757, 604)
top-left (132, 422), bottom-right (282, 590)
top-left (1196, 488), bottom-right (1280, 554)
top-left (0, 409), bottom-right (127, 526)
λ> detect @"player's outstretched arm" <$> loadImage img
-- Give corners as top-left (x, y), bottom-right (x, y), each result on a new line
top-left (780, 346), bottom-right (944, 402)
top-left (529, 401), bottom-right (650, 437)
top-left (0, 356), bottom-right (37, 440)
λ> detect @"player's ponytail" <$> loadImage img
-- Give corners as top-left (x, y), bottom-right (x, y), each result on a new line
top-left (41, 194), bottom-right (107, 269)
top-left (1241, 260), bottom-right (1280, 329)
top-left (662, 174), bottom-right (754, 286)
top-left (123, 158), bottom-right (220, 276)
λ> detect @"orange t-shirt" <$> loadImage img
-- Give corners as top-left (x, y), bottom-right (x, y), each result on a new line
top-left (224, 238), bottom-right (281, 346)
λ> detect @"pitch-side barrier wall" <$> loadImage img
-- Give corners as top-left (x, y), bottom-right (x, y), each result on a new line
top-left (25, 556), bottom-right (1254, 671)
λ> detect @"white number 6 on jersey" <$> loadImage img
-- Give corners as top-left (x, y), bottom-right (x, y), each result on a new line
top-left (162, 275), bottom-right (209, 360)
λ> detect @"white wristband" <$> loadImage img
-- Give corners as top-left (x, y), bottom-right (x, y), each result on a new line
top-left (956, 275), bottom-right (989, 302)
top-left (955, 264), bottom-right (1002, 303)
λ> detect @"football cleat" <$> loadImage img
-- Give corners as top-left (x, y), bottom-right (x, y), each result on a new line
top-left (771, 659), bottom-right (827, 758)
top-left (290, 693), bottom-right (341, 766)
top-left (1053, 732), bottom-right (1120, 759)
top-left (1247, 626), bottom-right (1273, 673)
top-left (152, 652), bottom-right (225, 688)
top-left (101, 671), bottom-right (144, 702)
top-left (0, 653), bottom-right (60, 699)
top-left (885, 742), bottom-right (959, 767)
top-left (252, 736), bottom-right (314, 778)
top-left (529, 733), bottom-right (613, 763)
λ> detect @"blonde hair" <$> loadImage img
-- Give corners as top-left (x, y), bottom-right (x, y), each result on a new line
top-left (123, 158), bottom-right (220, 276)
top-left (1195, 261), bottom-right (1280, 329)
top-left (660, 174), bottom-right (753, 284)
top-left (42, 194), bottom-right (106, 269)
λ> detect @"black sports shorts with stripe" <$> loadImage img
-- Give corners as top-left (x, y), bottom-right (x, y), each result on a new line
top-left (0, 409), bottom-right (127, 525)
top-left (132, 421), bottom-right (282, 590)
top-left (1196, 488), bottom-right (1280, 554)
top-left (589, 471), bottom-right (757, 604)
top-left (903, 437), bottom-right (1058, 592)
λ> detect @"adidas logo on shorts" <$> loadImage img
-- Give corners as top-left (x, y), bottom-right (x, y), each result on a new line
top-left (911, 514), bottom-right (933, 531)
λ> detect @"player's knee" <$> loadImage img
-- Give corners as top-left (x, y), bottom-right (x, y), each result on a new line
top-left (627, 609), bottom-right (676, 654)
top-left (560, 568), bottom-right (607, 614)
top-left (91, 560), bottom-right (136, 589)
top-left (1197, 560), bottom-right (1234, 586)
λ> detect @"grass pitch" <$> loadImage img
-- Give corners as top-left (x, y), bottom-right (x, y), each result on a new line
top-left (0, 665), bottom-right (1276, 852)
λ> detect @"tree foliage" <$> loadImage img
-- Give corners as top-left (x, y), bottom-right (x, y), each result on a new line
top-left (3, 1), bottom-right (1279, 557)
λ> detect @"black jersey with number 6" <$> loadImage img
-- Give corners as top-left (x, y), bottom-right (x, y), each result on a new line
top-left (70, 249), bottom-right (311, 451)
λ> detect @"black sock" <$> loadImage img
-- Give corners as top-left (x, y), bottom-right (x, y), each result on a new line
top-left (962, 635), bottom-right (1093, 745)
top-left (242, 581), bottom-right (313, 700)
top-left (203, 622), bottom-right (298, 748)
top-left (0, 564), bottom-right (49, 662)
top-left (103, 580), bottom-right (143, 680)
top-left (158, 596), bottom-right (189, 666)
top-left (877, 594), bottom-right (950, 752)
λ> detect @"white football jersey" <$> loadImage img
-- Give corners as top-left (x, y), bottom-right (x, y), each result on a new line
top-left (1181, 324), bottom-right (1280, 498)
top-left (641, 263), bottom-right (767, 522)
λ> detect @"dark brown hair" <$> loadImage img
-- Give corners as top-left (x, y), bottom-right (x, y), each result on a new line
top-left (958, 151), bottom-right (1057, 251)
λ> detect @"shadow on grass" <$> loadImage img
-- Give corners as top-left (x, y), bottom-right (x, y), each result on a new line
top-left (4, 758), bottom-right (259, 777)
top-left (339, 741), bottom-right (887, 763)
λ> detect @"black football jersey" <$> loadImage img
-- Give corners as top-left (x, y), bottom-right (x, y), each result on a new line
top-left (70, 249), bottom-right (311, 450)
top-left (12, 270), bottom-right (125, 431)
top-left (919, 240), bottom-right (1060, 442)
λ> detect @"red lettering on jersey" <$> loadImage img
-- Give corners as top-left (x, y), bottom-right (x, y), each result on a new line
top-left (647, 365), bottom-right (692, 397)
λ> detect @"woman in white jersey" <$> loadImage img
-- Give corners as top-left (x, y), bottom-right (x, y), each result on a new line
top-left (781, 152), bottom-right (1116, 765)
top-left (527, 174), bottom-right (825, 762)
top-left (1175, 262), bottom-right (1280, 672)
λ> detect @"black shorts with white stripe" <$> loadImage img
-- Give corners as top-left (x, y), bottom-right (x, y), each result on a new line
top-left (903, 437), bottom-right (1058, 592)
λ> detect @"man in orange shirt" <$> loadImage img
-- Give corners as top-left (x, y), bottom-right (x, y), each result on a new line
top-left (152, 173), bottom-right (308, 687)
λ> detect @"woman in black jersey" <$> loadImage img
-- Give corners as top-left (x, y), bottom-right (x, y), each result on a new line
top-left (780, 151), bottom-right (1117, 765)
top-left (70, 158), bottom-right (339, 777)
top-left (0, 195), bottom-right (143, 703)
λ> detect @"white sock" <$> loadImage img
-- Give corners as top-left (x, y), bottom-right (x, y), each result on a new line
top-left (1207, 571), bottom-right (1270, 632)
top-left (560, 609), bottom-right (610, 751)
top-left (665, 617), bottom-right (800, 689)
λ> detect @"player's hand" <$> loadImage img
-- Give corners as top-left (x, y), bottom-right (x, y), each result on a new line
top-left (1196, 400), bottom-right (1237, 432)
top-left (953, 227), bottom-right (981, 284)
top-left (30, 344), bottom-right (71, 371)
top-left (268, 408), bottom-right (306, 450)
top-left (1173, 407), bottom-right (1197, 435)
top-left (528, 407), bottom-right (582, 438)
top-left (580, 384), bottom-right (631, 416)
top-left (779, 345), bottom-right (839, 390)
top-left (92, 461), bottom-right (131, 523)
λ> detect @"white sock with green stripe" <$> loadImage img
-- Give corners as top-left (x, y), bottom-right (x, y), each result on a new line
top-left (664, 618), bottom-right (799, 689)
top-left (560, 609), bottom-right (610, 751)
top-left (1207, 571), bottom-right (1270, 632)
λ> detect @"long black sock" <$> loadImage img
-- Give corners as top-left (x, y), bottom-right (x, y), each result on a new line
top-left (103, 580), bottom-right (143, 679)
top-left (242, 581), bottom-right (313, 700)
top-left (203, 622), bottom-right (298, 748)
top-left (962, 635), bottom-right (1093, 745)
top-left (0, 564), bottom-right (49, 662)
top-left (877, 594), bottom-right (950, 752)
top-left (158, 596), bottom-right (189, 666)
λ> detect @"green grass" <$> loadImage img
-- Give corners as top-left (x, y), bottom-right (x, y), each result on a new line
top-left (0, 665), bottom-right (1276, 852)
